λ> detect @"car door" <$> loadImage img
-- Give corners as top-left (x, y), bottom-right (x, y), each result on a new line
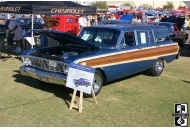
top-left (136, 30), bottom-right (155, 70)
top-left (117, 31), bottom-right (142, 79)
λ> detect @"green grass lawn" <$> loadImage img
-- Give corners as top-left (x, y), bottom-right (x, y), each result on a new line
top-left (0, 47), bottom-right (189, 127)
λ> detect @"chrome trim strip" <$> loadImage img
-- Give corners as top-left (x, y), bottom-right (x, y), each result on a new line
top-left (20, 66), bottom-right (67, 86)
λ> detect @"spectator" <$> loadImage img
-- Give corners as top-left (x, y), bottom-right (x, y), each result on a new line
top-left (97, 14), bottom-right (102, 25)
top-left (132, 16), bottom-right (138, 24)
top-left (154, 17), bottom-right (159, 22)
top-left (101, 13), bottom-right (105, 21)
top-left (137, 16), bottom-right (141, 23)
top-left (5, 19), bottom-right (23, 53)
top-left (86, 15), bottom-right (90, 26)
top-left (78, 15), bottom-right (87, 29)
top-left (111, 14), bottom-right (116, 20)
top-left (141, 13), bottom-right (147, 23)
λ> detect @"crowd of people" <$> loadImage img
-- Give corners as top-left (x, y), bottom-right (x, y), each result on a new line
top-left (78, 12), bottom-right (189, 32)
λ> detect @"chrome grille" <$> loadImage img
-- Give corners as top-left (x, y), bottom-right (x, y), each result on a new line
top-left (28, 56), bottom-right (67, 73)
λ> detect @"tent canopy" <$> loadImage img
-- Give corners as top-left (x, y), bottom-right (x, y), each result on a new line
top-left (0, 1), bottom-right (96, 15)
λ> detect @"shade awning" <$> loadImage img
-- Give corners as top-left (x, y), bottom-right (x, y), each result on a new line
top-left (0, 1), bottom-right (96, 15)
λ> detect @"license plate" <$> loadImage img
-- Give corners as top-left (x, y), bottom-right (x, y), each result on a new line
top-left (49, 61), bottom-right (57, 68)
top-left (38, 74), bottom-right (48, 82)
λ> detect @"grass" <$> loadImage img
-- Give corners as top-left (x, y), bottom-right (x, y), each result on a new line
top-left (0, 45), bottom-right (189, 126)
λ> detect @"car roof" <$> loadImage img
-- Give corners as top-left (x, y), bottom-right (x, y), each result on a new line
top-left (87, 24), bottom-right (168, 31)
top-left (157, 22), bottom-right (175, 25)
top-left (101, 20), bottom-right (131, 23)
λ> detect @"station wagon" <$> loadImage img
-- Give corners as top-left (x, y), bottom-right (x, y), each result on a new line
top-left (73, 78), bottom-right (91, 87)
top-left (20, 25), bottom-right (179, 97)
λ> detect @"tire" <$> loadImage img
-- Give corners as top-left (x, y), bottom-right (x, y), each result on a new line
top-left (149, 59), bottom-right (164, 76)
top-left (84, 70), bottom-right (103, 98)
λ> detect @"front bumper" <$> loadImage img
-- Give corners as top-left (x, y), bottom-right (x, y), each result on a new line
top-left (20, 66), bottom-right (67, 86)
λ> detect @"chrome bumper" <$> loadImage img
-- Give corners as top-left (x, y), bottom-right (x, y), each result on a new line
top-left (20, 66), bottom-right (67, 86)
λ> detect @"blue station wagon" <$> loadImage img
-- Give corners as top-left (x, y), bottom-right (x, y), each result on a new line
top-left (20, 25), bottom-right (179, 97)
top-left (73, 78), bottom-right (91, 87)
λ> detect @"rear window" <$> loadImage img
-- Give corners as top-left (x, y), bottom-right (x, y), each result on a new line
top-left (153, 29), bottom-right (170, 43)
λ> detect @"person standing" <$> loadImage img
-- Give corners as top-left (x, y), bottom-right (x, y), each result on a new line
top-left (78, 15), bottom-right (87, 30)
top-left (132, 16), bottom-right (138, 24)
top-left (111, 14), bottom-right (116, 20)
top-left (5, 19), bottom-right (23, 53)
top-left (141, 13), bottom-right (147, 23)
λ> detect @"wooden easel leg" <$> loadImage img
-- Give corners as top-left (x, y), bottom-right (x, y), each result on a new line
top-left (69, 89), bottom-right (77, 110)
top-left (91, 88), bottom-right (97, 104)
top-left (79, 91), bottom-right (83, 113)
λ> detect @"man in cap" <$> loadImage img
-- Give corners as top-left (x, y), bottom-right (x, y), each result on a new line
top-left (5, 19), bottom-right (23, 53)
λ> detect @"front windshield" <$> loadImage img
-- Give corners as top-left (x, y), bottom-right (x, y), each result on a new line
top-left (78, 28), bottom-right (120, 47)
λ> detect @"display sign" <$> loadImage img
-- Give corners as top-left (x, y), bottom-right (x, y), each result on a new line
top-left (51, 8), bottom-right (84, 14)
top-left (66, 63), bottom-right (95, 94)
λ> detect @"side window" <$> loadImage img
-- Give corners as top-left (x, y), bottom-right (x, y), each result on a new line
top-left (136, 30), bottom-right (150, 45)
top-left (153, 29), bottom-right (170, 43)
top-left (124, 31), bottom-right (136, 46)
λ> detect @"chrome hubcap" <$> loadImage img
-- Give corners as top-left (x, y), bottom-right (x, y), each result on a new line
top-left (155, 60), bottom-right (163, 73)
top-left (93, 74), bottom-right (102, 93)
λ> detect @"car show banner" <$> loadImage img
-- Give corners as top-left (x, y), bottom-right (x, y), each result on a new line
top-left (66, 63), bottom-right (95, 94)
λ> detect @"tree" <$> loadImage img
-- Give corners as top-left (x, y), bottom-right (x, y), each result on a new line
top-left (163, 2), bottom-right (174, 10)
top-left (90, 1), bottom-right (108, 9)
top-left (122, 3), bottom-right (133, 10)
top-left (142, 4), bottom-right (153, 10)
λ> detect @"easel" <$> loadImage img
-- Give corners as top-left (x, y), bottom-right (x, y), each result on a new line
top-left (69, 87), bottom-right (97, 113)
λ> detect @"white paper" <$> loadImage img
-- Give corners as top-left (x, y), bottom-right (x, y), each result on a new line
top-left (81, 34), bottom-right (90, 41)
top-left (66, 64), bottom-right (95, 94)
top-left (140, 33), bottom-right (146, 44)
top-left (24, 37), bottom-right (36, 46)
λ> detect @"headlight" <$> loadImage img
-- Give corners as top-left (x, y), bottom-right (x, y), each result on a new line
top-left (24, 57), bottom-right (31, 66)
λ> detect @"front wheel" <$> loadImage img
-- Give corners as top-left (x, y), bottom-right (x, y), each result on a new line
top-left (149, 59), bottom-right (164, 76)
top-left (84, 70), bottom-right (103, 98)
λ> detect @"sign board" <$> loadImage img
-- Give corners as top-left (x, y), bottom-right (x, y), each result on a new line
top-left (66, 63), bottom-right (95, 94)
top-left (140, 32), bottom-right (146, 44)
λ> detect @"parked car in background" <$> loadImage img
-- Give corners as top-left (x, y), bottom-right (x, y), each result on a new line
top-left (158, 17), bottom-right (188, 47)
top-left (50, 15), bottom-right (80, 35)
top-left (100, 20), bottom-right (131, 25)
top-left (20, 25), bottom-right (179, 97)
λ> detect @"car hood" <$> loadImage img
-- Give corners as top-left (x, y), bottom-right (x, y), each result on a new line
top-left (33, 30), bottom-right (99, 49)
top-left (160, 17), bottom-right (185, 30)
